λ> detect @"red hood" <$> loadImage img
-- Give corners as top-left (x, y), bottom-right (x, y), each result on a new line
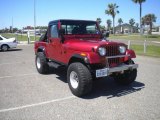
top-left (64, 39), bottom-right (126, 52)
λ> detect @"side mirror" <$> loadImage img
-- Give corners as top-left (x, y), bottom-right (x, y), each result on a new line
top-left (59, 29), bottom-right (65, 43)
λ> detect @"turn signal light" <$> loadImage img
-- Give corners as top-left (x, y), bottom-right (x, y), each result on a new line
top-left (80, 53), bottom-right (87, 57)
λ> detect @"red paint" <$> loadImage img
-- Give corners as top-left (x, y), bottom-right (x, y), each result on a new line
top-left (124, 49), bottom-right (136, 61)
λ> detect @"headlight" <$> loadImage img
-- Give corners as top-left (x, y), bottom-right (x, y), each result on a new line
top-left (119, 46), bottom-right (126, 54)
top-left (98, 47), bottom-right (106, 56)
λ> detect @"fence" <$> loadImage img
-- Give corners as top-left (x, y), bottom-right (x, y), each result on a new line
top-left (127, 40), bottom-right (147, 54)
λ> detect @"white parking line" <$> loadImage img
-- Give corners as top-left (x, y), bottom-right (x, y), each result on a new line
top-left (0, 73), bottom-right (38, 79)
top-left (0, 96), bottom-right (75, 113)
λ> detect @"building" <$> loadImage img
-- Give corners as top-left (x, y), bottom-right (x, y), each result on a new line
top-left (22, 26), bottom-right (47, 35)
top-left (115, 23), bottom-right (139, 34)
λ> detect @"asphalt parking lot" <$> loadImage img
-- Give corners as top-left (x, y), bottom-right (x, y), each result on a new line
top-left (0, 44), bottom-right (160, 120)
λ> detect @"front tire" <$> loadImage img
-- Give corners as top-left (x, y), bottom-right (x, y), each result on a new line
top-left (67, 62), bottom-right (92, 97)
top-left (1, 45), bottom-right (9, 51)
top-left (35, 52), bottom-right (49, 74)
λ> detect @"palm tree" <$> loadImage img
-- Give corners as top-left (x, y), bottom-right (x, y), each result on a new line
top-left (129, 18), bottom-right (135, 33)
top-left (142, 14), bottom-right (157, 34)
top-left (106, 19), bottom-right (112, 31)
top-left (132, 0), bottom-right (146, 35)
top-left (118, 18), bottom-right (123, 26)
top-left (105, 3), bottom-right (119, 34)
top-left (96, 18), bottom-right (102, 25)
top-left (136, 23), bottom-right (139, 28)
top-left (129, 18), bottom-right (135, 26)
top-left (118, 18), bottom-right (123, 33)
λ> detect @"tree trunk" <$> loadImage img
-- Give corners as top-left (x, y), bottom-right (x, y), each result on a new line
top-left (113, 17), bottom-right (115, 34)
top-left (131, 26), bottom-right (133, 34)
top-left (149, 22), bottom-right (152, 34)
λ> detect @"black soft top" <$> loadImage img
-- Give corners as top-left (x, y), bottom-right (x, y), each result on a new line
top-left (49, 19), bottom-right (96, 25)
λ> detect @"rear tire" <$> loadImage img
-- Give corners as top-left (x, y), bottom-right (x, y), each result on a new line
top-left (67, 62), bottom-right (92, 97)
top-left (1, 45), bottom-right (9, 51)
top-left (35, 52), bottom-right (49, 74)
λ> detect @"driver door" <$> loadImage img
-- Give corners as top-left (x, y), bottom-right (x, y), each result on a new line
top-left (46, 24), bottom-right (62, 62)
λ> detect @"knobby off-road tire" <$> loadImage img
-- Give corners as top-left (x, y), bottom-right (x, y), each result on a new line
top-left (113, 60), bottom-right (137, 85)
top-left (35, 52), bottom-right (49, 74)
top-left (67, 62), bottom-right (92, 97)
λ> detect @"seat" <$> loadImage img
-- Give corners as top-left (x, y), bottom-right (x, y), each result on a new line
top-left (72, 27), bottom-right (79, 34)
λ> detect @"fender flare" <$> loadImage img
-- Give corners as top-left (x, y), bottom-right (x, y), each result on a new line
top-left (68, 54), bottom-right (89, 65)
top-left (36, 46), bottom-right (46, 56)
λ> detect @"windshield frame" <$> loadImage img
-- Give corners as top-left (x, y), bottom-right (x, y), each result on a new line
top-left (60, 20), bottom-right (101, 35)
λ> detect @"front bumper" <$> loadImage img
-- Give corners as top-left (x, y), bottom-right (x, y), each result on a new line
top-left (96, 64), bottom-right (138, 78)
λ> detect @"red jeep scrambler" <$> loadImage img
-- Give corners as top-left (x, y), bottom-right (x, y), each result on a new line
top-left (34, 19), bottom-right (138, 97)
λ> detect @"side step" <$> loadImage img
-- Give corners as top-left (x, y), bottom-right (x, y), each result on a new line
top-left (48, 62), bottom-right (61, 69)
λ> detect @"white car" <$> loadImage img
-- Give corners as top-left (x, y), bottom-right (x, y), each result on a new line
top-left (0, 35), bottom-right (18, 51)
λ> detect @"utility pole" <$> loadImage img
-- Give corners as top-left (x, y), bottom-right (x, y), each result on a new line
top-left (34, 0), bottom-right (36, 41)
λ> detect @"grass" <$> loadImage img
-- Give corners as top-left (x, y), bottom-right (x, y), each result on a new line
top-left (109, 34), bottom-right (160, 41)
top-left (130, 45), bottom-right (160, 57)
top-left (1, 33), bottom-right (40, 41)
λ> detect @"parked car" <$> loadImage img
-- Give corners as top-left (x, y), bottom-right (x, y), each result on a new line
top-left (34, 19), bottom-right (138, 97)
top-left (0, 35), bottom-right (18, 51)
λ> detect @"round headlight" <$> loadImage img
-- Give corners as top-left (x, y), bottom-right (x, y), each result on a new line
top-left (119, 46), bottom-right (126, 54)
top-left (98, 47), bottom-right (106, 56)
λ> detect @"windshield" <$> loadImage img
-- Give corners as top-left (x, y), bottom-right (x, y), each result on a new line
top-left (61, 21), bottom-right (100, 35)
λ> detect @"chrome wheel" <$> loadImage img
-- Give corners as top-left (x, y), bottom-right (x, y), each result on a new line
top-left (36, 57), bottom-right (41, 69)
top-left (70, 71), bottom-right (79, 89)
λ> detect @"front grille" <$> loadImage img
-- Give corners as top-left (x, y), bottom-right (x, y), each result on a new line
top-left (106, 45), bottom-right (119, 56)
top-left (106, 45), bottom-right (120, 67)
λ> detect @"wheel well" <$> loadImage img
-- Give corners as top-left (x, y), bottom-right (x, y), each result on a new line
top-left (36, 47), bottom-right (46, 55)
top-left (37, 48), bottom-right (44, 53)
top-left (69, 57), bottom-right (86, 66)
top-left (1, 44), bottom-right (9, 49)
top-left (36, 48), bottom-right (49, 62)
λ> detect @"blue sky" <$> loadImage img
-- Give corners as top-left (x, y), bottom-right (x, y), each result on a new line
top-left (1, 0), bottom-right (160, 29)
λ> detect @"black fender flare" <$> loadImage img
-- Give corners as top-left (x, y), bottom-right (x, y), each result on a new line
top-left (68, 54), bottom-right (89, 65)
top-left (36, 46), bottom-right (46, 56)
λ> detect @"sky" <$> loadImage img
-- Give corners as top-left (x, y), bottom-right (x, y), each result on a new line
top-left (1, 0), bottom-right (160, 29)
